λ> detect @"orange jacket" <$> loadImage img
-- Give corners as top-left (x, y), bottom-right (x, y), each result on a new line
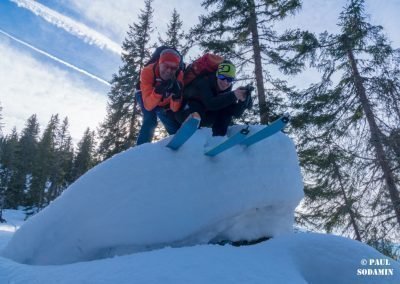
top-left (140, 63), bottom-right (183, 112)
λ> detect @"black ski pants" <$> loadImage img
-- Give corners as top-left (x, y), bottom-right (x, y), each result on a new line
top-left (176, 100), bottom-right (236, 136)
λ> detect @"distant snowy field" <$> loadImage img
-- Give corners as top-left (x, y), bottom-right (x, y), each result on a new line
top-left (0, 128), bottom-right (399, 283)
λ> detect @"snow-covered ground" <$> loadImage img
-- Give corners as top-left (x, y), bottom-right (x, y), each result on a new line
top-left (1, 209), bottom-right (399, 284)
top-left (0, 127), bottom-right (399, 283)
top-left (0, 209), bottom-right (25, 251)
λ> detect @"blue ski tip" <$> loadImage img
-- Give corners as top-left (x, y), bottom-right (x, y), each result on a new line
top-left (166, 116), bottom-right (200, 150)
top-left (240, 114), bottom-right (290, 147)
top-left (204, 128), bottom-right (250, 157)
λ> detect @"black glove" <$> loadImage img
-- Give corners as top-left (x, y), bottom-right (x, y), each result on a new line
top-left (239, 84), bottom-right (254, 110)
top-left (244, 93), bottom-right (253, 109)
top-left (170, 80), bottom-right (183, 100)
top-left (155, 79), bottom-right (173, 97)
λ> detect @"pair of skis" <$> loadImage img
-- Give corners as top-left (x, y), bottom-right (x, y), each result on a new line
top-left (166, 114), bottom-right (290, 156)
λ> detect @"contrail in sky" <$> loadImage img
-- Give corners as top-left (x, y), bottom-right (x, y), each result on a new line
top-left (11, 0), bottom-right (122, 55)
top-left (0, 29), bottom-right (111, 86)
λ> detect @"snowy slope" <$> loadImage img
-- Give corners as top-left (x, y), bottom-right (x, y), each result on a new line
top-left (0, 210), bottom-right (399, 284)
top-left (2, 126), bottom-right (303, 265)
top-left (0, 125), bottom-right (399, 283)
top-left (0, 209), bottom-right (25, 250)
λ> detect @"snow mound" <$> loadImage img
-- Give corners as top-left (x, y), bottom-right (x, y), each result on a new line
top-left (1, 126), bottom-right (304, 265)
top-left (0, 233), bottom-right (399, 283)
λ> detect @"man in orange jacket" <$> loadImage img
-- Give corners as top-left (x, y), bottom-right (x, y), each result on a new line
top-left (136, 48), bottom-right (183, 145)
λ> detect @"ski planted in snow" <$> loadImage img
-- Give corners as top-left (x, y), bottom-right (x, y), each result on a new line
top-left (166, 115), bottom-right (200, 150)
top-left (241, 114), bottom-right (290, 147)
top-left (204, 114), bottom-right (290, 157)
top-left (204, 128), bottom-right (250, 157)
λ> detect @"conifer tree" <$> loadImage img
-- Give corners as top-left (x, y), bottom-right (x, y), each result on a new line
top-left (8, 115), bottom-right (39, 207)
top-left (47, 117), bottom-right (74, 201)
top-left (28, 115), bottom-right (59, 211)
top-left (58, 118), bottom-right (74, 186)
top-left (190, 0), bottom-right (301, 124)
top-left (158, 9), bottom-right (186, 54)
top-left (388, 129), bottom-right (400, 167)
top-left (0, 104), bottom-right (4, 222)
top-left (98, 0), bottom-right (154, 160)
top-left (278, 0), bottom-right (400, 240)
top-left (0, 129), bottom-right (19, 208)
top-left (298, 140), bottom-right (364, 241)
top-left (72, 128), bottom-right (97, 181)
top-left (0, 102), bottom-right (3, 136)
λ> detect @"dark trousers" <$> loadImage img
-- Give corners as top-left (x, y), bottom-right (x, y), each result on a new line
top-left (177, 100), bottom-right (236, 136)
top-left (136, 91), bottom-right (181, 145)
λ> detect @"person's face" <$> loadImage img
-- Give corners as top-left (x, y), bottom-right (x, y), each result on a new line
top-left (217, 75), bottom-right (233, 91)
top-left (159, 62), bottom-right (179, 80)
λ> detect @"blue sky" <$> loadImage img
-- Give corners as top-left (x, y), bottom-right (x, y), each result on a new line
top-left (0, 0), bottom-right (399, 143)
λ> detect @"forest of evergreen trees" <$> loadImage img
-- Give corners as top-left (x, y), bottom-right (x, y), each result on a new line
top-left (1, 0), bottom-right (398, 258)
top-left (0, 111), bottom-right (97, 220)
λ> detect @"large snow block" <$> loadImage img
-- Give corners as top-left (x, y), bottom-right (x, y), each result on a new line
top-left (2, 126), bottom-right (304, 265)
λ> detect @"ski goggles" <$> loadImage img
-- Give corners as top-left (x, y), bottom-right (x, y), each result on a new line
top-left (217, 74), bottom-right (235, 83)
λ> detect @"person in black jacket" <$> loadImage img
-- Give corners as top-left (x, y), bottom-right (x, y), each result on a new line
top-left (179, 60), bottom-right (252, 136)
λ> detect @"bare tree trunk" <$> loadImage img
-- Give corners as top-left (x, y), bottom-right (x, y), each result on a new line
top-left (347, 49), bottom-right (400, 226)
top-left (248, 0), bottom-right (269, 124)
